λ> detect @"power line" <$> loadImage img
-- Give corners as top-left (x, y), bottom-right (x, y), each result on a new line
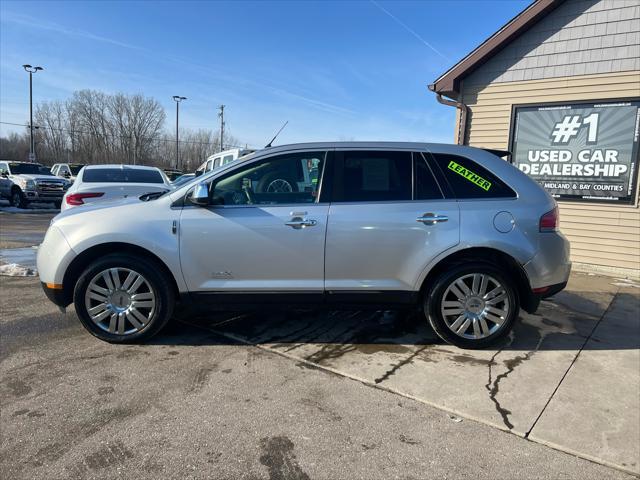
top-left (0, 120), bottom-right (252, 149)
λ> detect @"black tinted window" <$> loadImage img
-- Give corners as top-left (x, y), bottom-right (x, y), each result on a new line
top-left (414, 154), bottom-right (443, 200)
top-left (333, 151), bottom-right (412, 202)
top-left (431, 153), bottom-right (515, 199)
top-left (83, 168), bottom-right (164, 183)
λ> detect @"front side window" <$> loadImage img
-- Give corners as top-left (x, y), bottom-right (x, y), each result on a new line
top-left (430, 153), bottom-right (516, 199)
top-left (222, 155), bottom-right (234, 165)
top-left (210, 151), bottom-right (326, 206)
top-left (0, 163), bottom-right (9, 174)
top-left (59, 165), bottom-right (70, 175)
top-left (332, 150), bottom-right (412, 202)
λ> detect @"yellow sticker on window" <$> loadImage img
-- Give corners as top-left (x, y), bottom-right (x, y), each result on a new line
top-left (447, 160), bottom-right (492, 191)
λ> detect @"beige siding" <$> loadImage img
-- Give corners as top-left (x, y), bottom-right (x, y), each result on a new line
top-left (459, 70), bottom-right (640, 275)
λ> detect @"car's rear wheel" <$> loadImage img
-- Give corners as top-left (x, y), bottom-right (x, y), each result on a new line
top-left (73, 254), bottom-right (175, 343)
top-left (424, 263), bottom-right (519, 349)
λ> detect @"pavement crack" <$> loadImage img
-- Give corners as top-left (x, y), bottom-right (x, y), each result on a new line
top-left (374, 346), bottom-right (428, 384)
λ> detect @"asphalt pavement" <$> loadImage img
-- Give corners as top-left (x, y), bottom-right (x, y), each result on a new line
top-left (0, 211), bottom-right (638, 479)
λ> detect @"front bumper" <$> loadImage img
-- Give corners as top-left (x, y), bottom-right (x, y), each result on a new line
top-left (23, 189), bottom-right (65, 202)
top-left (41, 282), bottom-right (70, 307)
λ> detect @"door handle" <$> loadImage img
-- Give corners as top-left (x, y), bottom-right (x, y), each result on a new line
top-left (285, 217), bottom-right (317, 229)
top-left (416, 213), bottom-right (448, 225)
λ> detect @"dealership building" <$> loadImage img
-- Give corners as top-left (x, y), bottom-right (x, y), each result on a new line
top-left (430, 0), bottom-right (640, 278)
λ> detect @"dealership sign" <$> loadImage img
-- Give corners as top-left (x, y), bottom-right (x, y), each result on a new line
top-left (511, 100), bottom-right (640, 203)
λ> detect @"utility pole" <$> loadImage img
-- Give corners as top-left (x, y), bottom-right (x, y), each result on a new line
top-left (218, 104), bottom-right (225, 152)
top-left (172, 95), bottom-right (187, 169)
top-left (22, 64), bottom-right (44, 162)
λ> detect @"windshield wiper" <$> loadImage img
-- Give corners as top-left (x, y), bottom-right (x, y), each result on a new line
top-left (139, 190), bottom-right (168, 201)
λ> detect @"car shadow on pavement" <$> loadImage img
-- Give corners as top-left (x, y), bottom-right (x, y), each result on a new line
top-left (149, 291), bottom-right (639, 351)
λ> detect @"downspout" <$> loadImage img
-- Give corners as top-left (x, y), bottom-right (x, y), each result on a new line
top-left (435, 93), bottom-right (469, 146)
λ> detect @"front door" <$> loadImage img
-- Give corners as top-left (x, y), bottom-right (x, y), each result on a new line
top-left (179, 151), bottom-right (329, 295)
top-left (324, 150), bottom-right (460, 293)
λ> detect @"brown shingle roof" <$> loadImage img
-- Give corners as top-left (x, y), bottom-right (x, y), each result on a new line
top-left (429, 0), bottom-right (564, 97)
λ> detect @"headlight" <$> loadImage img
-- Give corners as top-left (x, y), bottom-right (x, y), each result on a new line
top-left (26, 180), bottom-right (36, 190)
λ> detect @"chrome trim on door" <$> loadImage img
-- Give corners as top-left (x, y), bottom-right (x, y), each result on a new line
top-left (416, 213), bottom-right (449, 225)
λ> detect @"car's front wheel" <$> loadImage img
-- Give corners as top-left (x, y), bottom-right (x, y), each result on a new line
top-left (73, 254), bottom-right (175, 343)
top-left (425, 263), bottom-right (519, 349)
top-left (10, 188), bottom-right (26, 208)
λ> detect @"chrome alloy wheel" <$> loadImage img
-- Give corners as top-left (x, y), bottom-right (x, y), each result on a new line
top-left (440, 273), bottom-right (510, 340)
top-left (84, 267), bottom-right (156, 335)
top-left (266, 178), bottom-right (293, 193)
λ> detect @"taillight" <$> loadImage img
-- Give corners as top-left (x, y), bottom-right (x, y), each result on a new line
top-left (539, 206), bottom-right (559, 232)
top-left (65, 192), bottom-right (104, 206)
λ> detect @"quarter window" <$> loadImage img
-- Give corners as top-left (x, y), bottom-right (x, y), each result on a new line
top-left (210, 151), bottom-right (326, 206)
top-left (332, 151), bottom-right (412, 202)
top-left (430, 153), bottom-right (516, 199)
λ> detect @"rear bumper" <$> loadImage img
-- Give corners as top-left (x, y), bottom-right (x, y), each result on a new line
top-left (523, 231), bottom-right (572, 289)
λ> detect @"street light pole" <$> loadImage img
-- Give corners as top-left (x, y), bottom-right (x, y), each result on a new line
top-left (22, 64), bottom-right (43, 162)
top-left (172, 95), bottom-right (187, 170)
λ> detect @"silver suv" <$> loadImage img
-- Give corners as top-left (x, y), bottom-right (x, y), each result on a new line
top-left (37, 142), bottom-right (571, 348)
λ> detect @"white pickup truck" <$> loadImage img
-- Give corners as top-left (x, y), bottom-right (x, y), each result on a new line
top-left (0, 161), bottom-right (70, 208)
top-left (195, 148), bottom-right (255, 175)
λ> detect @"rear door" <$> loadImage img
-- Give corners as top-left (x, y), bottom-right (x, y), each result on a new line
top-left (324, 150), bottom-right (460, 293)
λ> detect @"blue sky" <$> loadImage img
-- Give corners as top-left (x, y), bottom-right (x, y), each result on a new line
top-left (1, 0), bottom-right (529, 148)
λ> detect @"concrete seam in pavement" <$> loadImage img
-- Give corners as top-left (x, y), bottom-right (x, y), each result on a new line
top-left (187, 321), bottom-right (633, 478)
top-left (524, 288), bottom-right (621, 440)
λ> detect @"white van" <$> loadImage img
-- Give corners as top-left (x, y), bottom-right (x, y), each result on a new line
top-left (196, 148), bottom-right (255, 175)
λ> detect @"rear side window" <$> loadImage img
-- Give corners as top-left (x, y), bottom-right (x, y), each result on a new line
top-left (430, 153), bottom-right (516, 199)
top-left (332, 151), bottom-right (412, 202)
top-left (83, 168), bottom-right (164, 183)
top-left (414, 154), bottom-right (443, 200)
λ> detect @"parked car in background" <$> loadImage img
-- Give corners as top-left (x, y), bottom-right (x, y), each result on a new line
top-left (51, 163), bottom-right (86, 182)
top-left (38, 142), bottom-right (571, 348)
top-left (171, 173), bottom-right (195, 188)
top-left (163, 168), bottom-right (184, 181)
top-left (0, 161), bottom-right (70, 208)
top-left (195, 148), bottom-right (255, 175)
top-left (61, 164), bottom-right (171, 211)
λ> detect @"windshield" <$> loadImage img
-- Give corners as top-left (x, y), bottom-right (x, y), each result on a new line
top-left (9, 163), bottom-right (42, 175)
top-left (83, 168), bottom-right (165, 183)
top-left (172, 174), bottom-right (196, 187)
top-left (70, 165), bottom-right (85, 175)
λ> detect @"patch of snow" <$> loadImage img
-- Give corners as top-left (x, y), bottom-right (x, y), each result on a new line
top-left (0, 199), bottom-right (59, 213)
top-left (611, 281), bottom-right (640, 289)
top-left (0, 263), bottom-right (37, 276)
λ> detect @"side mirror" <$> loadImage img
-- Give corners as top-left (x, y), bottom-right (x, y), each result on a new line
top-left (195, 170), bottom-right (203, 177)
top-left (0, 172), bottom-right (8, 178)
top-left (189, 182), bottom-right (209, 206)
top-left (64, 172), bottom-right (71, 178)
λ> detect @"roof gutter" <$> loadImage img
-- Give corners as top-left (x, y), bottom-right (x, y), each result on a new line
top-left (431, 87), bottom-right (468, 146)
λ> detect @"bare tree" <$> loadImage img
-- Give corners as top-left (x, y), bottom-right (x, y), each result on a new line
top-left (34, 100), bottom-right (68, 162)
top-left (3, 88), bottom-right (240, 170)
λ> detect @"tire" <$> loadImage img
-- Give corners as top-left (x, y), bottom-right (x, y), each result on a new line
top-left (73, 254), bottom-right (175, 343)
top-left (10, 188), bottom-right (26, 208)
top-left (424, 262), bottom-right (519, 349)
top-left (257, 172), bottom-right (298, 194)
